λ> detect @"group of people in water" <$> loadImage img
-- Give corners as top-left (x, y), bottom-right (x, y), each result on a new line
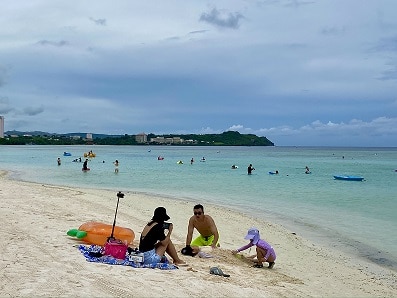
top-left (139, 204), bottom-right (276, 269)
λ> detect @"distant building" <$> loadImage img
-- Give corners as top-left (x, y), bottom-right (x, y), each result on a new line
top-left (86, 133), bottom-right (93, 140)
top-left (135, 133), bottom-right (147, 143)
top-left (0, 116), bottom-right (4, 138)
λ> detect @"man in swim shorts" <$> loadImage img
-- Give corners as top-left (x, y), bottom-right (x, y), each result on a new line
top-left (184, 204), bottom-right (220, 255)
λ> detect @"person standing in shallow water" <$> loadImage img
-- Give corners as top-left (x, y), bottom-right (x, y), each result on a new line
top-left (113, 160), bottom-right (119, 173)
top-left (247, 164), bottom-right (255, 175)
top-left (57, 158), bottom-right (61, 166)
top-left (82, 159), bottom-right (89, 171)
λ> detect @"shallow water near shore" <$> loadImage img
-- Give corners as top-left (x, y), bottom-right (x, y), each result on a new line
top-left (1, 145), bottom-right (396, 271)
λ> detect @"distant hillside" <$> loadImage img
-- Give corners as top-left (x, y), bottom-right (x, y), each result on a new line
top-left (3, 130), bottom-right (274, 146)
top-left (5, 130), bottom-right (120, 139)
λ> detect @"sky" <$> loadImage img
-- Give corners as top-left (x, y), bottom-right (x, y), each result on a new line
top-left (1, 0), bottom-right (397, 147)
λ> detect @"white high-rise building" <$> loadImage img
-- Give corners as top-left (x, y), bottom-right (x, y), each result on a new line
top-left (0, 116), bottom-right (4, 138)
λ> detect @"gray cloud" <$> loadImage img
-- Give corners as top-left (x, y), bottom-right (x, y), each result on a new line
top-left (36, 40), bottom-right (69, 47)
top-left (23, 106), bottom-right (45, 116)
top-left (0, 97), bottom-right (13, 114)
top-left (375, 36), bottom-right (397, 52)
top-left (378, 66), bottom-right (397, 81)
top-left (0, 66), bottom-right (9, 87)
top-left (283, 0), bottom-right (316, 8)
top-left (89, 17), bottom-right (107, 26)
top-left (188, 30), bottom-right (208, 35)
top-left (320, 26), bottom-right (346, 36)
top-left (199, 8), bottom-right (244, 29)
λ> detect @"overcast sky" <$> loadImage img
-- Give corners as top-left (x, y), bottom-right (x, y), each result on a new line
top-left (1, 0), bottom-right (396, 146)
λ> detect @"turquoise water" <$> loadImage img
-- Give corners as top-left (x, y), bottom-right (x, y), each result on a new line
top-left (1, 145), bottom-right (396, 270)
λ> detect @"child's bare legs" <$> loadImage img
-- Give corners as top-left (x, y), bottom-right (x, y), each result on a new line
top-left (256, 247), bottom-right (276, 268)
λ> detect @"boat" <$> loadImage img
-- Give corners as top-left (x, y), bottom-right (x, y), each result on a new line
top-left (63, 152), bottom-right (72, 156)
top-left (333, 175), bottom-right (364, 181)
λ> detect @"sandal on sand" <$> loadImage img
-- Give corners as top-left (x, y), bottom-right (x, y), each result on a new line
top-left (253, 264), bottom-right (264, 268)
top-left (210, 266), bottom-right (230, 277)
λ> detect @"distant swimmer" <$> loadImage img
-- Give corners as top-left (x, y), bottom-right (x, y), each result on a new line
top-left (247, 164), bottom-right (255, 175)
top-left (305, 166), bottom-right (311, 174)
top-left (191, 158), bottom-right (194, 165)
top-left (57, 157), bottom-right (61, 166)
top-left (231, 164), bottom-right (238, 169)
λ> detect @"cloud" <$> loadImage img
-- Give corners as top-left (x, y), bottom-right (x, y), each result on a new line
top-left (320, 26), bottom-right (346, 36)
top-left (36, 40), bottom-right (69, 47)
top-left (0, 65), bottom-right (9, 87)
top-left (374, 36), bottom-right (397, 52)
top-left (23, 106), bottom-right (44, 116)
top-left (188, 30), bottom-right (208, 35)
top-left (0, 97), bottom-right (13, 114)
top-left (227, 117), bottom-right (397, 145)
top-left (283, 0), bottom-right (316, 8)
top-left (199, 8), bottom-right (244, 29)
top-left (89, 17), bottom-right (107, 26)
top-left (378, 66), bottom-right (397, 81)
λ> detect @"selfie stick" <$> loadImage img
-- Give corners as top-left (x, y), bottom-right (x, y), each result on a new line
top-left (109, 191), bottom-right (123, 241)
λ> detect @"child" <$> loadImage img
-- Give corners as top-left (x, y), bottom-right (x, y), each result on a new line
top-left (232, 227), bottom-right (276, 269)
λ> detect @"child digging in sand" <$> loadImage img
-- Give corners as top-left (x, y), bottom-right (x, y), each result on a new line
top-left (232, 227), bottom-right (276, 269)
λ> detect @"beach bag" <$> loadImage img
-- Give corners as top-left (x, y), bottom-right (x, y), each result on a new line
top-left (104, 238), bottom-right (128, 259)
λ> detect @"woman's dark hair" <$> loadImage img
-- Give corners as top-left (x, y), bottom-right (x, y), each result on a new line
top-left (150, 207), bottom-right (170, 224)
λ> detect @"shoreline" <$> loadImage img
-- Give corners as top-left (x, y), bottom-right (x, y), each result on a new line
top-left (9, 167), bottom-right (397, 274)
top-left (1, 171), bottom-right (396, 297)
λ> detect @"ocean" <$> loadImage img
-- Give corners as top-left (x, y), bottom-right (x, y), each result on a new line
top-left (1, 145), bottom-right (396, 271)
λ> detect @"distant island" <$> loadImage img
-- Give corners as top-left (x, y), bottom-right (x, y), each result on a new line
top-left (1, 130), bottom-right (274, 146)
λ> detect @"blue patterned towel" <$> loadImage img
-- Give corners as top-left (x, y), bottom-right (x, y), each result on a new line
top-left (78, 244), bottom-right (178, 270)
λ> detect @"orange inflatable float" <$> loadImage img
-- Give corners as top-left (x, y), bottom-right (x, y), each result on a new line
top-left (67, 221), bottom-right (135, 246)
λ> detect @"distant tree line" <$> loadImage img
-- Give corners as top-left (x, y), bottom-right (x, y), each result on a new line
top-left (0, 131), bottom-right (274, 146)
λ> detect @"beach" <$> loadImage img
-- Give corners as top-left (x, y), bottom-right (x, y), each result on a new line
top-left (1, 171), bottom-right (396, 297)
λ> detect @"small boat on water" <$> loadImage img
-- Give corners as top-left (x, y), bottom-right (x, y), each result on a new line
top-left (333, 175), bottom-right (364, 181)
top-left (63, 152), bottom-right (72, 156)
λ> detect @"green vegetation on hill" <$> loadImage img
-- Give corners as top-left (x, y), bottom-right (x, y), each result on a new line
top-left (1, 131), bottom-right (274, 146)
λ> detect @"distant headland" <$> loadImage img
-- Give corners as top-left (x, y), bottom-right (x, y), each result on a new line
top-left (1, 130), bottom-right (274, 146)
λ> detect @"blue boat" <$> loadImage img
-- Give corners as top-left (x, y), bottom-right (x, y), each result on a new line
top-left (63, 152), bottom-right (72, 156)
top-left (333, 175), bottom-right (364, 181)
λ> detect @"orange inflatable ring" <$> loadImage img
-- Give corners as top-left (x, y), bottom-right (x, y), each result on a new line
top-left (77, 221), bottom-right (135, 246)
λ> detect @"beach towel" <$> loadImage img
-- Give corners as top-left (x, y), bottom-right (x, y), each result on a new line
top-left (78, 245), bottom-right (178, 270)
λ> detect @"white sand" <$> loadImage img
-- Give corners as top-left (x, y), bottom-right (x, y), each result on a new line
top-left (1, 171), bottom-right (396, 297)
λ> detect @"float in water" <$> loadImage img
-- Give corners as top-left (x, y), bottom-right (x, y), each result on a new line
top-left (333, 175), bottom-right (364, 181)
top-left (67, 221), bottom-right (135, 246)
top-left (84, 152), bottom-right (96, 158)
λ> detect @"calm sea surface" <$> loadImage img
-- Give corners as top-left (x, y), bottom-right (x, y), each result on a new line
top-left (1, 145), bottom-right (396, 270)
